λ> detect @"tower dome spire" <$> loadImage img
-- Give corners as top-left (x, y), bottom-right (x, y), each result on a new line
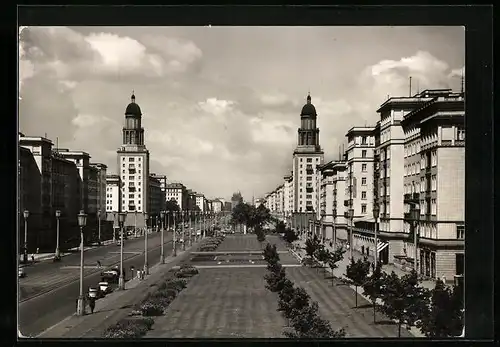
top-left (131, 90), bottom-right (136, 103)
top-left (307, 91), bottom-right (311, 104)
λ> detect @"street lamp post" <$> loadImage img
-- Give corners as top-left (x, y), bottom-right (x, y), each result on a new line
top-left (55, 210), bottom-right (61, 258)
top-left (348, 208), bottom-right (354, 260)
top-left (188, 211), bottom-right (192, 246)
top-left (411, 204), bottom-right (420, 274)
top-left (112, 212), bottom-right (117, 242)
top-left (143, 212), bottom-right (149, 275)
top-left (98, 209), bottom-right (101, 244)
top-left (118, 212), bottom-right (126, 290)
top-left (332, 209), bottom-right (337, 248)
top-left (76, 210), bottom-right (87, 316)
top-left (134, 211), bottom-right (138, 238)
top-left (172, 211), bottom-right (177, 256)
top-left (182, 211), bottom-right (186, 251)
top-left (23, 210), bottom-right (29, 264)
top-left (160, 210), bottom-right (165, 264)
top-left (373, 205), bottom-right (380, 266)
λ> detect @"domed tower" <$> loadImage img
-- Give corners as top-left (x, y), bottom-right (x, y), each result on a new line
top-left (292, 92), bottom-right (324, 217)
top-left (123, 93), bottom-right (145, 146)
top-left (298, 93), bottom-right (320, 148)
top-left (117, 92), bottom-right (150, 219)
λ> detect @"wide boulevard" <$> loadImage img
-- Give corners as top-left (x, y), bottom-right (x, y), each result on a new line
top-left (18, 222), bottom-right (206, 337)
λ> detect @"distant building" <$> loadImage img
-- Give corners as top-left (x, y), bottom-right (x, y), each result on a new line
top-left (148, 174), bottom-right (163, 220)
top-left (211, 199), bottom-right (223, 213)
top-left (231, 191), bottom-right (243, 210)
top-left (150, 173), bottom-right (167, 211)
top-left (195, 193), bottom-right (206, 212)
top-left (165, 182), bottom-right (187, 210)
top-left (105, 174), bottom-right (121, 214)
top-left (90, 163), bottom-right (108, 220)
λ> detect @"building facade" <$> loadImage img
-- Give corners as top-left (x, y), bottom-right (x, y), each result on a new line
top-left (211, 199), bottom-right (223, 213)
top-left (292, 94), bottom-right (324, 214)
top-left (401, 89), bottom-right (465, 280)
top-left (150, 173), bottom-right (167, 211)
top-left (90, 163), bottom-right (108, 220)
top-left (195, 193), bottom-right (205, 212)
top-left (117, 93), bottom-right (150, 227)
top-left (165, 182), bottom-right (187, 210)
top-left (106, 174), bottom-right (121, 214)
top-left (148, 174), bottom-right (163, 219)
top-left (283, 173), bottom-right (293, 215)
top-left (344, 127), bottom-right (377, 221)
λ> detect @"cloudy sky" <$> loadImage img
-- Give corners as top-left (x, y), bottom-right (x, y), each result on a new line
top-left (19, 26), bottom-right (464, 201)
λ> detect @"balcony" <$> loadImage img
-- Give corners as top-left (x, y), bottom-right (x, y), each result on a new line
top-left (128, 164), bottom-right (136, 173)
top-left (129, 186), bottom-right (136, 192)
top-left (306, 186), bottom-right (314, 193)
top-left (412, 192), bottom-right (420, 200)
top-left (306, 165), bottom-right (314, 173)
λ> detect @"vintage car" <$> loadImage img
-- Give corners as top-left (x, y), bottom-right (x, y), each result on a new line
top-left (88, 287), bottom-right (99, 299)
top-left (99, 281), bottom-right (111, 295)
top-left (101, 269), bottom-right (119, 283)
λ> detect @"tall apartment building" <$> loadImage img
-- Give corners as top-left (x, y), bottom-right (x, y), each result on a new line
top-left (292, 93), bottom-right (324, 213)
top-left (117, 93), bottom-right (150, 227)
top-left (317, 161), bottom-right (336, 241)
top-left (401, 89), bottom-right (465, 280)
top-left (150, 173), bottom-right (167, 211)
top-left (19, 134), bottom-right (103, 250)
top-left (344, 127), bottom-right (377, 219)
top-left (283, 173), bottom-right (293, 214)
top-left (211, 199), bottom-right (223, 212)
top-left (165, 182), bottom-right (187, 210)
top-left (148, 174), bottom-right (163, 218)
top-left (105, 174), bottom-right (121, 214)
top-left (187, 190), bottom-right (197, 211)
top-left (90, 163), bottom-right (108, 220)
top-left (373, 91), bottom-right (436, 262)
top-left (195, 193), bottom-right (205, 212)
top-left (331, 161), bottom-right (349, 242)
top-left (276, 184), bottom-right (284, 214)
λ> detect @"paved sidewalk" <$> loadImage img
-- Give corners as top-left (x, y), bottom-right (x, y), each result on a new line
top-left (289, 240), bottom-right (425, 337)
top-left (37, 239), bottom-right (202, 338)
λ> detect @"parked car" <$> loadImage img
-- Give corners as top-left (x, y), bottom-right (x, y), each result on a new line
top-left (99, 281), bottom-right (111, 295)
top-left (88, 287), bottom-right (99, 299)
top-left (101, 269), bottom-right (119, 283)
top-left (18, 267), bottom-right (26, 278)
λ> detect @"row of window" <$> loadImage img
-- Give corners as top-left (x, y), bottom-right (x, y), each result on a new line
top-left (122, 157), bottom-right (142, 162)
top-left (299, 158), bottom-right (320, 163)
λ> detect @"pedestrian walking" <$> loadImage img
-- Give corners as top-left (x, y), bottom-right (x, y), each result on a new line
top-left (88, 296), bottom-right (96, 314)
top-left (96, 260), bottom-right (102, 268)
top-left (36, 247), bottom-right (40, 254)
top-left (31, 254), bottom-right (35, 264)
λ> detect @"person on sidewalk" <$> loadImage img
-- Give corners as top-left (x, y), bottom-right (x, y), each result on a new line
top-left (88, 296), bottom-right (96, 314)
top-left (31, 254), bottom-right (35, 264)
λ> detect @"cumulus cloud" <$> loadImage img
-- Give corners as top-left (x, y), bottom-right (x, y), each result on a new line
top-left (18, 26), bottom-right (464, 200)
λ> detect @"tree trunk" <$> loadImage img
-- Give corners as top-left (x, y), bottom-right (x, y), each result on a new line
top-left (398, 321), bottom-right (401, 338)
top-left (355, 286), bottom-right (358, 307)
top-left (373, 301), bottom-right (376, 323)
top-left (331, 270), bottom-right (334, 286)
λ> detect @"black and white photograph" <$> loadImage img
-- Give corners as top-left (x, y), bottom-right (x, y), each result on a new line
top-left (18, 25), bottom-right (466, 339)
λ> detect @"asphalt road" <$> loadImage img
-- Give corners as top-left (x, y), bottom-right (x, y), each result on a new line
top-left (18, 240), bottom-right (180, 337)
top-left (19, 231), bottom-right (173, 302)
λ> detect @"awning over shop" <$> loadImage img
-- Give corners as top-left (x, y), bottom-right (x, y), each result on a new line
top-left (377, 241), bottom-right (389, 253)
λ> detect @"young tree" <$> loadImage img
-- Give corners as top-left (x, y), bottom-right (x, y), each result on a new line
top-left (315, 245), bottom-right (331, 278)
top-left (416, 280), bottom-right (464, 337)
top-left (275, 220), bottom-right (286, 234)
top-left (281, 287), bottom-right (312, 322)
top-left (345, 257), bottom-right (371, 308)
top-left (264, 264), bottom-right (287, 292)
top-left (362, 261), bottom-right (384, 323)
top-left (255, 225), bottom-right (266, 245)
top-left (263, 243), bottom-right (280, 265)
top-left (379, 270), bottom-right (429, 337)
top-left (305, 237), bottom-right (320, 258)
top-left (327, 246), bottom-right (346, 286)
top-left (283, 228), bottom-right (299, 244)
